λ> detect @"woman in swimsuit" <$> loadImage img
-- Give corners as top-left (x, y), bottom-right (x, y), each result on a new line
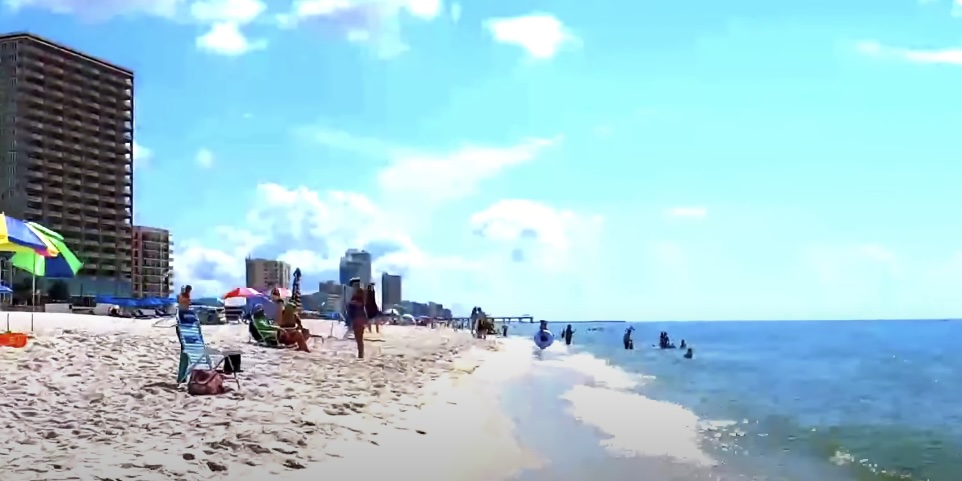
top-left (275, 298), bottom-right (311, 352)
top-left (347, 279), bottom-right (368, 358)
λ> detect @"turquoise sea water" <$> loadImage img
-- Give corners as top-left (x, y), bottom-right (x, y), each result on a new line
top-left (503, 320), bottom-right (961, 481)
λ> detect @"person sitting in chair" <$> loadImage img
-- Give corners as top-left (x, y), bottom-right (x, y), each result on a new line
top-left (252, 301), bottom-right (311, 352)
top-left (277, 298), bottom-right (311, 337)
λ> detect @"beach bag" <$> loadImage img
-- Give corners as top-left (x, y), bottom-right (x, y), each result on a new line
top-left (187, 369), bottom-right (226, 396)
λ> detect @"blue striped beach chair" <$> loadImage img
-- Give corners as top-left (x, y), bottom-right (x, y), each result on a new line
top-left (176, 309), bottom-right (241, 389)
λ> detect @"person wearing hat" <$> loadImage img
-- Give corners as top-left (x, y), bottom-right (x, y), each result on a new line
top-left (346, 277), bottom-right (368, 358)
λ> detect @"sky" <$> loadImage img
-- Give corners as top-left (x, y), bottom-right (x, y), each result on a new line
top-left (2, 0), bottom-right (962, 321)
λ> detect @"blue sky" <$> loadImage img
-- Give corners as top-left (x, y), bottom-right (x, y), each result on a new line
top-left (3, 0), bottom-right (962, 320)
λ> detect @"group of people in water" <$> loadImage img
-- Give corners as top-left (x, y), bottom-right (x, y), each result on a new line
top-left (537, 320), bottom-right (577, 345)
top-left (530, 321), bottom-right (693, 359)
top-left (656, 331), bottom-right (693, 359)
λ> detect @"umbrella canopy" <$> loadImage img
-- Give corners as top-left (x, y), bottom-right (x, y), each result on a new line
top-left (223, 287), bottom-right (261, 299)
top-left (10, 223), bottom-right (80, 277)
top-left (0, 214), bottom-right (58, 255)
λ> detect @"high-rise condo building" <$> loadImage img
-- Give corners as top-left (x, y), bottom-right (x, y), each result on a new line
top-left (381, 272), bottom-right (401, 309)
top-left (0, 32), bottom-right (134, 296)
top-left (245, 258), bottom-right (291, 291)
top-left (131, 225), bottom-right (173, 297)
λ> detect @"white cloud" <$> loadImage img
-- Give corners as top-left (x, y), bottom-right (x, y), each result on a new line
top-left (2, 0), bottom-right (184, 18)
top-left (666, 206), bottom-right (707, 218)
top-left (189, 0), bottom-right (264, 23)
top-left (133, 141), bottom-right (152, 169)
top-left (275, 0), bottom-right (442, 57)
top-left (299, 123), bottom-right (562, 203)
top-left (484, 14), bottom-right (578, 59)
top-left (377, 137), bottom-right (561, 203)
top-left (855, 40), bottom-right (962, 65)
top-left (195, 148), bottom-right (214, 168)
top-left (404, 0), bottom-right (441, 19)
top-left (3, 0), bottom-right (269, 55)
top-left (196, 21), bottom-right (268, 55)
top-left (469, 199), bottom-right (603, 271)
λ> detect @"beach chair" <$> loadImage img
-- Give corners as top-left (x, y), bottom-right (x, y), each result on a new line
top-left (248, 312), bottom-right (300, 348)
top-left (176, 311), bottom-right (241, 389)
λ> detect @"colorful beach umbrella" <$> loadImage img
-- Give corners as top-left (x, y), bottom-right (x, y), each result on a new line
top-left (0, 214), bottom-right (58, 255)
top-left (10, 223), bottom-right (82, 277)
top-left (223, 287), bottom-right (261, 299)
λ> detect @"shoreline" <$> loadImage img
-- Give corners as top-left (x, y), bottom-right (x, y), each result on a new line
top-left (0, 314), bottom-right (539, 481)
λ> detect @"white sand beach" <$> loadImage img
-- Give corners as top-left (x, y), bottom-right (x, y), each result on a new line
top-left (0, 313), bottom-right (540, 481)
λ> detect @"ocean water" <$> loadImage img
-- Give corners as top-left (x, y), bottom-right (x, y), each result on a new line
top-left (499, 320), bottom-right (962, 481)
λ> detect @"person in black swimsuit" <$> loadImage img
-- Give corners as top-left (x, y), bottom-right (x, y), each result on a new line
top-left (562, 324), bottom-right (576, 346)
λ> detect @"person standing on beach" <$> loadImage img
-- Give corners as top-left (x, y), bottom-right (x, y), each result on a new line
top-left (365, 283), bottom-right (381, 334)
top-left (177, 285), bottom-right (192, 321)
top-left (347, 278), bottom-right (368, 358)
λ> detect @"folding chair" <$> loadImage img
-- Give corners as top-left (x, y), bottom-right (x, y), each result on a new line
top-left (175, 311), bottom-right (241, 389)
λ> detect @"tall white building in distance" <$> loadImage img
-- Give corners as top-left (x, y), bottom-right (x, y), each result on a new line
top-left (339, 249), bottom-right (372, 286)
top-left (381, 272), bottom-right (401, 309)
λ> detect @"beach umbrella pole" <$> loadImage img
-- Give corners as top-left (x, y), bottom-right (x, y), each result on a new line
top-left (30, 273), bottom-right (35, 332)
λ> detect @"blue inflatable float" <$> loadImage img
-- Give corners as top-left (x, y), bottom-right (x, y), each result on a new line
top-left (533, 330), bottom-right (554, 350)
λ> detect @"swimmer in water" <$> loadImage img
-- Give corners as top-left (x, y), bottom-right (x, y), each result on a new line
top-left (684, 348), bottom-right (693, 359)
top-left (562, 324), bottom-right (576, 346)
top-left (623, 327), bottom-right (635, 350)
top-left (680, 340), bottom-right (687, 349)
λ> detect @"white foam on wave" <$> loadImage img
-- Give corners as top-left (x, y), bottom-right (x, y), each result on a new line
top-left (540, 351), bottom-right (651, 390)
top-left (561, 384), bottom-right (718, 466)
top-left (508, 335), bottom-right (726, 467)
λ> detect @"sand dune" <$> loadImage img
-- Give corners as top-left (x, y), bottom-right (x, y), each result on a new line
top-left (0, 314), bottom-right (536, 480)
